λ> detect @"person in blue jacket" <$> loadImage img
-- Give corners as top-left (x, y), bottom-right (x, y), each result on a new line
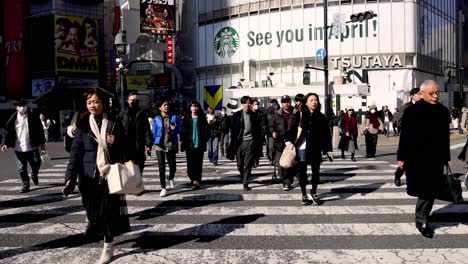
top-left (152, 100), bottom-right (182, 197)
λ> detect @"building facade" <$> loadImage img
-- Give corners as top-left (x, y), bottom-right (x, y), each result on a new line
top-left (193, 0), bottom-right (464, 113)
top-left (0, 0), bottom-right (116, 110)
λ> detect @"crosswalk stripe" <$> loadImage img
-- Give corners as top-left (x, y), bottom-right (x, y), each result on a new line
top-left (0, 175), bottom-right (411, 184)
top-left (0, 182), bottom-right (423, 192)
top-left (1, 248), bottom-right (467, 264)
top-left (1, 204), bottom-right (466, 216)
top-left (0, 222), bottom-right (467, 236)
top-left (0, 192), bottom-right (466, 202)
top-left (38, 163), bottom-right (375, 173)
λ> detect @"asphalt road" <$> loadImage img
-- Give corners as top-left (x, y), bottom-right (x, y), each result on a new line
top-left (0, 135), bottom-right (467, 263)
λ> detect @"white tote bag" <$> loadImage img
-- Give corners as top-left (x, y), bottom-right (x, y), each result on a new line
top-left (40, 152), bottom-right (52, 169)
top-left (107, 161), bottom-right (145, 195)
top-left (279, 143), bottom-right (297, 169)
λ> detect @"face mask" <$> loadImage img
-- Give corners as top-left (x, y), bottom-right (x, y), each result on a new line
top-left (17, 106), bottom-right (27, 114)
top-left (221, 111), bottom-right (225, 115)
top-left (370, 109), bottom-right (376, 114)
top-left (130, 100), bottom-right (139, 108)
top-left (253, 105), bottom-right (258, 110)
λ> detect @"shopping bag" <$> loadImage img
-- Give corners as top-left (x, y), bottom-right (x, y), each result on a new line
top-left (40, 152), bottom-right (52, 169)
top-left (107, 161), bottom-right (145, 195)
top-left (436, 166), bottom-right (464, 204)
top-left (279, 143), bottom-right (297, 169)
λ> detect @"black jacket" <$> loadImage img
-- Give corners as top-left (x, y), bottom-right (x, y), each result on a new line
top-left (207, 115), bottom-right (221, 137)
top-left (227, 109), bottom-right (262, 159)
top-left (65, 113), bottom-right (125, 183)
top-left (397, 100), bottom-right (450, 199)
top-left (266, 110), bottom-right (287, 149)
top-left (118, 108), bottom-right (153, 157)
top-left (217, 113), bottom-right (231, 134)
top-left (180, 114), bottom-right (208, 151)
top-left (379, 110), bottom-right (393, 122)
top-left (2, 110), bottom-right (45, 149)
top-left (285, 109), bottom-right (332, 164)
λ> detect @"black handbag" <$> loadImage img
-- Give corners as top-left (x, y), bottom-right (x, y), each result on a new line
top-left (436, 165), bottom-right (464, 204)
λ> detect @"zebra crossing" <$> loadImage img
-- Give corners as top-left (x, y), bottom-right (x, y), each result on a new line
top-left (0, 152), bottom-right (467, 263)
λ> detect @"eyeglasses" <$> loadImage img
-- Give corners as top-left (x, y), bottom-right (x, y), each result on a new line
top-left (423, 90), bottom-right (440, 97)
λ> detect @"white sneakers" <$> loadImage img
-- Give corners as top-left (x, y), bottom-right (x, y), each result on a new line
top-left (169, 180), bottom-right (175, 189)
top-left (98, 242), bottom-right (113, 264)
top-left (160, 188), bottom-right (167, 197)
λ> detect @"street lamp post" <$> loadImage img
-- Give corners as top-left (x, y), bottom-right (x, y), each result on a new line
top-left (114, 30), bottom-right (127, 111)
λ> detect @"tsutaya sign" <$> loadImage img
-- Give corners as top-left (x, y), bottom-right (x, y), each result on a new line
top-left (330, 54), bottom-right (404, 70)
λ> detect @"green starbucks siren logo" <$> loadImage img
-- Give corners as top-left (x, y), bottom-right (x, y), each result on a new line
top-left (214, 27), bottom-right (240, 58)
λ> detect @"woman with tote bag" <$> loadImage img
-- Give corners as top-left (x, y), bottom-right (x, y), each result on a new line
top-left (285, 93), bottom-right (333, 205)
top-left (65, 88), bottom-right (130, 264)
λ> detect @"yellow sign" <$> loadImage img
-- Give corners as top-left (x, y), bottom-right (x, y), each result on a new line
top-left (55, 15), bottom-right (99, 73)
top-left (126, 75), bottom-right (154, 90)
top-left (204, 85), bottom-right (223, 110)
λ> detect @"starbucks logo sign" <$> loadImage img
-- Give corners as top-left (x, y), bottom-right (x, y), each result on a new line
top-left (214, 27), bottom-right (240, 58)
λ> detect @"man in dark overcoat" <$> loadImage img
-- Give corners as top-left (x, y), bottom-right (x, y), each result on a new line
top-left (118, 92), bottom-right (153, 173)
top-left (397, 80), bottom-right (450, 238)
top-left (227, 96), bottom-right (262, 191)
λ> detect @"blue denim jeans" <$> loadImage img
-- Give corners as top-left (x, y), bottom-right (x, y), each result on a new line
top-left (207, 136), bottom-right (219, 163)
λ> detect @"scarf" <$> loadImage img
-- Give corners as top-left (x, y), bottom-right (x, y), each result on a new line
top-left (89, 113), bottom-right (110, 177)
top-left (369, 114), bottom-right (380, 129)
top-left (346, 115), bottom-right (357, 136)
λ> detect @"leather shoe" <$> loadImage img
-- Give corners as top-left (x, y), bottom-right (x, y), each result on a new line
top-left (20, 185), bottom-right (30, 193)
top-left (243, 184), bottom-right (251, 191)
top-left (31, 175), bottom-right (39, 186)
top-left (394, 178), bottom-right (402, 187)
top-left (415, 222), bottom-right (434, 238)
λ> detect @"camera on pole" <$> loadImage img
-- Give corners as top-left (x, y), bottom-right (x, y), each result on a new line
top-left (349, 11), bottom-right (376, 23)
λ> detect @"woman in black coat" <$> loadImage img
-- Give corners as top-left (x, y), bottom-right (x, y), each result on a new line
top-left (285, 93), bottom-right (333, 205)
top-left (180, 100), bottom-right (208, 189)
top-left (65, 88), bottom-right (130, 264)
top-left (338, 107), bottom-right (359, 161)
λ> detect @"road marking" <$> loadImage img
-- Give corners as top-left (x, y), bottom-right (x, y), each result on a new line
top-left (1, 204), bottom-right (466, 216)
top-left (0, 222), bottom-right (467, 236)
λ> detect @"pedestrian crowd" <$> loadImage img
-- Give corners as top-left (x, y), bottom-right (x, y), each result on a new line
top-left (1, 80), bottom-right (467, 263)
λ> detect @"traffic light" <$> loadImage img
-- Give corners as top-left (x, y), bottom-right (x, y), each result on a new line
top-left (350, 11), bottom-right (376, 23)
top-left (303, 71), bottom-right (311, 85)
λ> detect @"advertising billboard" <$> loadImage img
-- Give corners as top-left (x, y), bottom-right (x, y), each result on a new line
top-left (55, 15), bottom-right (99, 73)
top-left (198, 2), bottom-right (416, 68)
top-left (4, 0), bottom-right (26, 96)
top-left (140, 0), bottom-right (175, 35)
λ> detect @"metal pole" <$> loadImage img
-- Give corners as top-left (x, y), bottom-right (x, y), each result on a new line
top-left (458, 9), bottom-right (465, 106)
top-left (324, 0), bottom-right (330, 116)
top-left (119, 67), bottom-right (125, 111)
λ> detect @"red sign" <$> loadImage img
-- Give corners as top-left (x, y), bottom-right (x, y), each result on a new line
top-left (4, 0), bottom-right (26, 96)
top-left (114, 6), bottom-right (121, 35)
top-left (166, 36), bottom-right (174, 64)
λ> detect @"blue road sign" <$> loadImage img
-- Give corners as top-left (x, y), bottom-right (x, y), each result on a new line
top-left (316, 48), bottom-right (327, 60)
